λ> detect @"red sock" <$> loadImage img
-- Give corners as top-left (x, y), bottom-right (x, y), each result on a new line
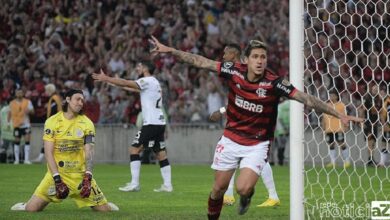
top-left (207, 195), bottom-right (223, 220)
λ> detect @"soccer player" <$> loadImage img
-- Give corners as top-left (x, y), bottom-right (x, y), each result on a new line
top-left (92, 61), bottom-right (173, 193)
top-left (149, 36), bottom-right (363, 219)
top-left (212, 43), bottom-right (280, 207)
top-left (34, 84), bottom-right (63, 163)
top-left (322, 90), bottom-right (350, 168)
top-left (361, 84), bottom-right (382, 166)
top-left (10, 89), bottom-right (118, 212)
top-left (8, 88), bottom-right (34, 164)
top-left (379, 94), bottom-right (390, 167)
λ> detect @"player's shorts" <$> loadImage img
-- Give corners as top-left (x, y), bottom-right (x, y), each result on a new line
top-left (131, 125), bottom-right (166, 153)
top-left (13, 127), bottom-right (31, 138)
top-left (325, 132), bottom-right (345, 144)
top-left (383, 131), bottom-right (390, 142)
top-left (211, 135), bottom-right (269, 176)
top-left (33, 172), bottom-right (107, 208)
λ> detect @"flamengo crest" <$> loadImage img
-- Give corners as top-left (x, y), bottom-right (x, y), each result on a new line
top-left (256, 88), bottom-right (267, 97)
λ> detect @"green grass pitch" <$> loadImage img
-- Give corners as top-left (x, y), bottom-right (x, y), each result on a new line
top-left (1, 164), bottom-right (388, 219)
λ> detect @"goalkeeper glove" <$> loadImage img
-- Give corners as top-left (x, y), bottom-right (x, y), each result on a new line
top-left (78, 172), bottom-right (92, 198)
top-left (53, 174), bottom-right (69, 199)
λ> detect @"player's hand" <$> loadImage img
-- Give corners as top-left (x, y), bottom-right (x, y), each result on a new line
top-left (209, 110), bottom-right (222, 122)
top-left (78, 172), bottom-right (92, 198)
top-left (91, 69), bottom-right (108, 82)
top-left (53, 174), bottom-right (69, 199)
top-left (340, 115), bottom-right (364, 126)
top-left (149, 35), bottom-right (174, 54)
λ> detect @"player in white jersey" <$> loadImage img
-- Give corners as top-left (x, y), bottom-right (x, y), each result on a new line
top-left (92, 61), bottom-right (172, 193)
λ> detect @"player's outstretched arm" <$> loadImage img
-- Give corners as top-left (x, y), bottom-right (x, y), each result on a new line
top-left (92, 69), bottom-right (140, 90)
top-left (291, 90), bottom-right (364, 125)
top-left (149, 36), bottom-right (218, 72)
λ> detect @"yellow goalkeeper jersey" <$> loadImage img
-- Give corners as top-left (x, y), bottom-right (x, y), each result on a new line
top-left (43, 112), bottom-right (95, 174)
top-left (323, 101), bottom-right (346, 133)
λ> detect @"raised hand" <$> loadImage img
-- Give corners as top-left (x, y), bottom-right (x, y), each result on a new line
top-left (340, 115), bottom-right (364, 126)
top-left (91, 69), bottom-right (108, 82)
top-left (149, 36), bottom-right (174, 54)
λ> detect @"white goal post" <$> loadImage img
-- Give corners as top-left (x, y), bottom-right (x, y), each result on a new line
top-left (290, 0), bottom-right (305, 220)
top-left (292, 0), bottom-right (390, 219)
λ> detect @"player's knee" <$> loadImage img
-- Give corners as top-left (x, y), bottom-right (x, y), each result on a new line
top-left (156, 151), bottom-right (167, 161)
top-left (236, 185), bottom-right (254, 197)
top-left (130, 146), bottom-right (142, 154)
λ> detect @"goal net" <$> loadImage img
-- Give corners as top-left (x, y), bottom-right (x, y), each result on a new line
top-left (303, 0), bottom-right (389, 219)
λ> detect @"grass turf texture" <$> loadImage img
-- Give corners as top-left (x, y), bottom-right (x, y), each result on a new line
top-left (0, 164), bottom-right (388, 219)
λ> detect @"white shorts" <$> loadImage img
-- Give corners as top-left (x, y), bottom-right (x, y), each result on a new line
top-left (211, 136), bottom-right (269, 176)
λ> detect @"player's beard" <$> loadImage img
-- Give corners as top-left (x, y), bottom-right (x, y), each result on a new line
top-left (138, 74), bottom-right (144, 79)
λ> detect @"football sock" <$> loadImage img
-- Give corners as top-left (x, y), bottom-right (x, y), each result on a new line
top-left (14, 144), bottom-right (20, 162)
top-left (159, 159), bottom-right (172, 187)
top-left (341, 147), bottom-right (350, 162)
top-left (380, 149), bottom-right (388, 165)
top-left (261, 162), bottom-right (279, 200)
top-left (207, 194), bottom-right (223, 220)
top-left (24, 144), bottom-right (30, 161)
top-left (130, 154), bottom-right (141, 186)
top-left (329, 148), bottom-right (337, 164)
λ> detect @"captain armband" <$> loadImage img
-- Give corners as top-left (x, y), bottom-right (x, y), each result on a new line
top-left (84, 135), bottom-right (95, 145)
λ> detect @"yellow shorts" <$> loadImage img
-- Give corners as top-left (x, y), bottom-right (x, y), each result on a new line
top-left (34, 172), bottom-right (108, 208)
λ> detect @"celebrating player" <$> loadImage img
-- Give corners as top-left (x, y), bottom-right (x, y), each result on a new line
top-left (11, 89), bottom-right (118, 212)
top-left (92, 61), bottom-right (173, 193)
top-left (149, 36), bottom-right (364, 219)
top-left (213, 43), bottom-right (280, 207)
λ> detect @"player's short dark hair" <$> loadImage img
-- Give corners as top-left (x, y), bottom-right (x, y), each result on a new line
top-left (244, 40), bottom-right (268, 57)
top-left (226, 43), bottom-right (241, 54)
top-left (62, 89), bottom-right (84, 113)
top-left (141, 61), bottom-right (155, 75)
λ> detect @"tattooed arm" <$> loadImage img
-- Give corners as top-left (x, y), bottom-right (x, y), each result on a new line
top-left (84, 143), bottom-right (94, 173)
top-left (291, 90), bottom-right (364, 125)
top-left (149, 36), bottom-right (218, 72)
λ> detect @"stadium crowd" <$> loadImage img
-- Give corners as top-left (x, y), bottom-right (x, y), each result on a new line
top-left (0, 0), bottom-right (387, 125)
top-left (0, 0), bottom-right (289, 125)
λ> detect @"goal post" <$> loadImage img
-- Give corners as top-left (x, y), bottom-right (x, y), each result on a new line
top-left (297, 0), bottom-right (390, 219)
top-left (290, 0), bottom-right (305, 220)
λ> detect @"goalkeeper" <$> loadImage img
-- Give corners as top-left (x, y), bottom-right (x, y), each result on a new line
top-left (10, 89), bottom-right (118, 212)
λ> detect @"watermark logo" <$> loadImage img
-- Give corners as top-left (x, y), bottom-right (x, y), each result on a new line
top-left (371, 201), bottom-right (390, 220)
top-left (318, 202), bottom-right (370, 219)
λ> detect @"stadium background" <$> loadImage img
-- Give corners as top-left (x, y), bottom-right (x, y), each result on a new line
top-left (1, 0), bottom-right (389, 219)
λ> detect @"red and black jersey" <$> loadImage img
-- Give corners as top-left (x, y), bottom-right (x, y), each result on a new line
top-left (217, 61), bottom-right (297, 146)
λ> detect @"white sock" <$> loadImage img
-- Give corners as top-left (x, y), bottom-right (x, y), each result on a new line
top-left (261, 162), bottom-right (279, 200)
top-left (341, 148), bottom-right (350, 163)
top-left (380, 150), bottom-right (388, 165)
top-left (329, 148), bottom-right (337, 164)
top-left (130, 160), bottom-right (141, 186)
top-left (24, 144), bottom-right (30, 161)
top-left (38, 153), bottom-right (44, 160)
top-left (14, 144), bottom-right (20, 162)
top-left (225, 171), bottom-right (235, 196)
top-left (160, 165), bottom-right (172, 187)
